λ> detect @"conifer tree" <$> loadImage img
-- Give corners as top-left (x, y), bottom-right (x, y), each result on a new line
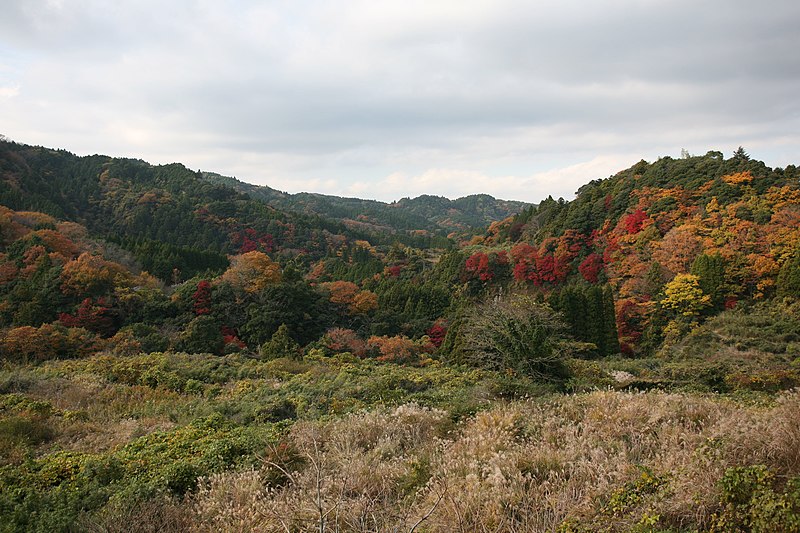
top-left (691, 253), bottom-right (726, 309)
top-left (777, 250), bottom-right (800, 298)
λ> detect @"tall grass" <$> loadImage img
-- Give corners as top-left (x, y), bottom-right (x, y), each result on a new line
top-left (192, 390), bottom-right (800, 532)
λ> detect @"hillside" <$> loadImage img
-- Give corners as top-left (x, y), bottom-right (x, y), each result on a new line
top-left (0, 141), bottom-right (455, 282)
top-left (201, 171), bottom-right (529, 234)
top-left (468, 149), bottom-right (800, 354)
top-left (0, 143), bottom-right (799, 532)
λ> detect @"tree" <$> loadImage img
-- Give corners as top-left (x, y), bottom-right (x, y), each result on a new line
top-left (777, 249), bottom-right (800, 298)
top-left (192, 280), bottom-right (212, 315)
top-left (623, 209), bottom-right (649, 234)
top-left (178, 315), bottom-right (224, 354)
top-left (457, 294), bottom-right (570, 381)
top-left (60, 252), bottom-right (131, 297)
top-left (550, 285), bottom-right (619, 357)
top-left (732, 146), bottom-right (750, 162)
top-left (349, 290), bottom-right (378, 315)
top-left (366, 334), bottom-right (431, 364)
top-left (260, 324), bottom-right (300, 360)
top-left (321, 280), bottom-right (359, 307)
top-left (240, 282), bottom-right (333, 347)
top-left (58, 298), bottom-right (116, 336)
top-left (691, 253), bottom-right (726, 309)
top-left (219, 251), bottom-right (281, 294)
top-left (661, 274), bottom-right (711, 318)
top-left (578, 253), bottom-right (604, 284)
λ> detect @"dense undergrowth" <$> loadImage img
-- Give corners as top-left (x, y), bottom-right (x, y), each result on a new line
top-left (1, 336), bottom-right (799, 531)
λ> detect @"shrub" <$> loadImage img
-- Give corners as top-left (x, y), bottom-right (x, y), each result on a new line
top-left (456, 294), bottom-right (571, 381)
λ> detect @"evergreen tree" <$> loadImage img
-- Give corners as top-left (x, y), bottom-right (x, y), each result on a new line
top-left (178, 315), bottom-right (224, 354)
top-left (777, 250), bottom-right (800, 298)
top-left (691, 253), bottom-right (726, 309)
top-left (260, 324), bottom-right (300, 360)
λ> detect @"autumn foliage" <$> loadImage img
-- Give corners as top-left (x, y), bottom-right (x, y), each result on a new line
top-left (219, 251), bottom-right (282, 293)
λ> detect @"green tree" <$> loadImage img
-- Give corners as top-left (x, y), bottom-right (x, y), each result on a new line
top-left (178, 315), bottom-right (224, 354)
top-left (777, 250), bottom-right (800, 298)
top-left (691, 253), bottom-right (726, 309)
top-left (550, 284), bottom-right (619, 357)
top-left (457, 294), bottom-right (570, 381)
top-left (259, 323), bottom-right (301, 360)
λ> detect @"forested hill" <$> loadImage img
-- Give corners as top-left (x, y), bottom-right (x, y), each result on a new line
top-left (0, 140), bottom-right (463, 281)
top-left (467, 148), bottom-right (800, 353)
top-left (201, 171), bottom-right (529, 234)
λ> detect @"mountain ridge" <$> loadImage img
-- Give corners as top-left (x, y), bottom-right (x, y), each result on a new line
top-left (200, 171), bottom-right (530, 234)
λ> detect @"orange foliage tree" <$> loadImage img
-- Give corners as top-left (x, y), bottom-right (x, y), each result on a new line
top-left (61, 252), bottom-right (131, 296)
top-left (219, 251), bottom-right (282, 293)
top-left (0, 324), bottom-right (100, 362)
top-left (321, 281), bottom-right (378, 315)
top-left (366, 335), bottom-right (432, 364)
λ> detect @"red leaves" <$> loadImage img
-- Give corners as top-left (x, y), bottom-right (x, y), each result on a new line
top-left (509, 243), bottom-right (571, 286)
top-left (59, 298), bottom-right (114, 336)
top-left (427, 320), bottom-right (448, 348)
top-left (231, 228), bottom-right (274, 253)
top-left (623, 209), bottom-right (648, 234)
top-left (465, 252), bottom-right (493, 281)
top-left (192, 280), bottom-right (212, 316)
top-left (578, 253), bottom-right (604, 284)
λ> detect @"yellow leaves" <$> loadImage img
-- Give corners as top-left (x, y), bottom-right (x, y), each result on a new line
top-left (350, 290), bottom-right (378, 315)
top-left (353, 240), bottom-right (376, 254)
top-left (765, 185), bottom-right (800, 211)
top-left (661, 274), bottom-right (711, 317)
top-left (219, 251), bottom-right (282, 293)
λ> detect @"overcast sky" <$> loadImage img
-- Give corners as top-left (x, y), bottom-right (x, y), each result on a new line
top-left (1, 0), bottom-right (799, 203)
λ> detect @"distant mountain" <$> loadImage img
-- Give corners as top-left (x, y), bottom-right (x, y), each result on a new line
top-left (201, 172), bottom-right (530, 234)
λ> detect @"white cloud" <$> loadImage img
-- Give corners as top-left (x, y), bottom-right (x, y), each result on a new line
top-left (0, 85), bottom-right (20, 98)
top-left (0, 0), bottom-right (799, 202)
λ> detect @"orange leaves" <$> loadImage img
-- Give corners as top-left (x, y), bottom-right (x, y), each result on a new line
top-left (61, 252), bottom-right (131, 296)
top-left (0, 324), bottom-right (100, 362)
top-left (321, 281), bottom-right (378, 315)
top-left (219, 251), bottom-right (282, 293)
top-left (322, 280), bottom-right (359, 306)
top-left (366, 335), bottom-right (432, 364)
top-left (722, 171), bottom-right (753, 185)
top-left (25, 229), bottom-right (80, 260)
top-left (652, 225), bottom-right (703, 276)
top-left (323, 328), bottom-right (368, 357)
top-left (350, 290), bottom-right (378, 315)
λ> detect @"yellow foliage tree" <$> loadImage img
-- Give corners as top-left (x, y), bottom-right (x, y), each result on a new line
top-left (61, 252), bottom-right (131, 296)
top-left (661, 274), bottom-right (711, 318)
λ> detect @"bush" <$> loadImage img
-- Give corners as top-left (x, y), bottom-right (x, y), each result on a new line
top-left (455, 294), bottom-right (571, 381)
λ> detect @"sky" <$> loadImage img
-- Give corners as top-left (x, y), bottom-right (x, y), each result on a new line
top-left (1, 0), bottom-right (799, 203)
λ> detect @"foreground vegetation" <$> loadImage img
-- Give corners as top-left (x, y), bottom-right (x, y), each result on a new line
top-left (1, 335), bottom-right (799, 531)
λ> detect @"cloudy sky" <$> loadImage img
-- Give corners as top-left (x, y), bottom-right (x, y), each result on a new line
top-left (1, 0), bottom-right (799, 203)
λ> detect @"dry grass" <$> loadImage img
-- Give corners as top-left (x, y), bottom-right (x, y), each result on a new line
top-left (191, 390), bottom-right (800, 532)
